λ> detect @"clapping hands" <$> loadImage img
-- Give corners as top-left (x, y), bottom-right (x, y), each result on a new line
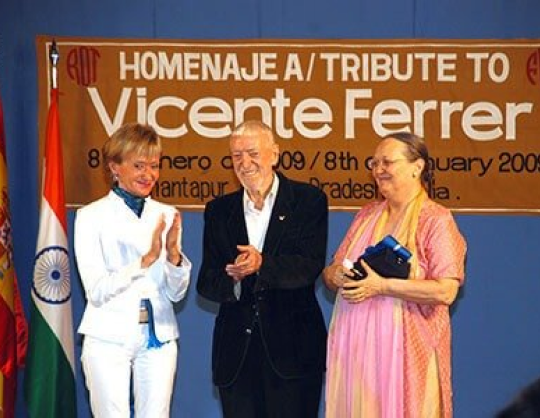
top-left (141, 212), bottom-right (183, 268)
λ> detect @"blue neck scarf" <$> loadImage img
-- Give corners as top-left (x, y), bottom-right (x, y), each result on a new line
top-left (112, 185), bottom-right (146, 218)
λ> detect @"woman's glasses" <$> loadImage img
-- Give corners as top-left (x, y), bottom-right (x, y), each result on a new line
top-left (367, 158), bottom-right (407, 170)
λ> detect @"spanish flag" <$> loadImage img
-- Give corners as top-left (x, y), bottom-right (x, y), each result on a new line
top-left (0, 90), bottom-right (29, 417)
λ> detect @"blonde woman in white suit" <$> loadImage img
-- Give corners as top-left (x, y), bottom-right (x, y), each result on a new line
top-left (75, 123), bottom-right (191, 418)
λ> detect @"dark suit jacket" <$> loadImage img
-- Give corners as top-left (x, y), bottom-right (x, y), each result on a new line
top-left (197, 172), bottom-right (328, 387)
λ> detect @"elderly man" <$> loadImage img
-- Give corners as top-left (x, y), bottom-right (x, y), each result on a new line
top-left (197, 120), bottom-right (328, 418)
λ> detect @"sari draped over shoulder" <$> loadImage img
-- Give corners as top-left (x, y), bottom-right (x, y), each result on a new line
top-left (325, 192), bottom-right (466, 418)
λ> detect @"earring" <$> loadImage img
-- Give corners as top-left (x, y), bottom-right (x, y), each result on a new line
top-left (112, 173), bottom-right (119, 182)
top-left (412, 172), bottom-right (418, 178)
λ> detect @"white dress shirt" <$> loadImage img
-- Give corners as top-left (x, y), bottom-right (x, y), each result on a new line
top-left (234, 175), bottom-right (279, 299)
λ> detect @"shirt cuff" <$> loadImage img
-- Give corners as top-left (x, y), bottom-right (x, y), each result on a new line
top-left (166, 252), bottom-right (192, 272)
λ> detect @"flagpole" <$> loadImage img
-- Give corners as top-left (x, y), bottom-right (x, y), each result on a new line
top-left (49, 40), bottom-right (59, 89)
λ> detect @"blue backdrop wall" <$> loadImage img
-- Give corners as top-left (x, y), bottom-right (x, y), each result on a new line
top-left (1, 0), bottom-right (540, 417)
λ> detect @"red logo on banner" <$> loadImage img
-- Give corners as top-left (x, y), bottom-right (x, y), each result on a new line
top-left (66, 46), bottom-right (101, 86)
top-left (526, 48), bottom-right (540, 85)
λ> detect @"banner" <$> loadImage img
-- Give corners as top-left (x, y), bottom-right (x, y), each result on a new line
top-left (36, 36), bottom-right (540, 213)
top-left (24, 87), bottom-right (76, 418)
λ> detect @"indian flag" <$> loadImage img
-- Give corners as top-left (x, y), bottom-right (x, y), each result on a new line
top-left (24, 86), bottom-right (76, 417)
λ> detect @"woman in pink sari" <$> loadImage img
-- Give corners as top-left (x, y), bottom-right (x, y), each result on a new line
top-left (323, 132), bottom-right (466, 418)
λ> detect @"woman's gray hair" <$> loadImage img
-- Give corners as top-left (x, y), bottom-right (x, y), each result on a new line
top-left (383, 131), bottom-right (432, 185)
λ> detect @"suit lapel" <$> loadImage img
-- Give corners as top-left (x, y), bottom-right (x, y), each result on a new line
top-left (227, 191), bottom-right (249, 256)
top-left (263, 174), bottom-right (293, 254)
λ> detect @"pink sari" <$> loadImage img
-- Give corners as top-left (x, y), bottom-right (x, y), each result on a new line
top-left (325, 198), bottom-right (466, 418)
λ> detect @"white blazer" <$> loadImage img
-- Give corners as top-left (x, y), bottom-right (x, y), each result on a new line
top-left (75, 191), bottom-right (191, 343)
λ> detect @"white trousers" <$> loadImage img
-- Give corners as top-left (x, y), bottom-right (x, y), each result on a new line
top-left (81, 325), bottom-right (177, 418)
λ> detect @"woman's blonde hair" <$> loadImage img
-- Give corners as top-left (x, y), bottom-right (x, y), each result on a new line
top-left (102, 123), bottom-right (162, 182)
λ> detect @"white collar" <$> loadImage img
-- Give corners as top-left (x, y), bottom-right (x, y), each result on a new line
top-left (243, 173), bottom-right (279, 213)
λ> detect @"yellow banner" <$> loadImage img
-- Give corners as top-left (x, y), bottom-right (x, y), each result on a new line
top-left (37, 36), bottom-right (540, 213)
